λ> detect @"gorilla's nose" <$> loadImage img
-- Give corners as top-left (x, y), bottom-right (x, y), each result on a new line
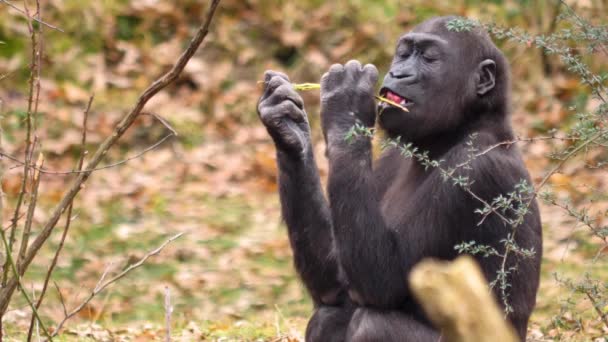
top-left (389, 71), bottom-right (416, 83)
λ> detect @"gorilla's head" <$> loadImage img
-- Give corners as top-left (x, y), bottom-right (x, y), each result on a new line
top-left (379, 16), bottom-right (510, 141)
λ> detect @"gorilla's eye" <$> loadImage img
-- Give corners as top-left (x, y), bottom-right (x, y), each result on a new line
top-left (422, 48), bottom-right (440, 62)
top-left (396, 43), bottom-right (412, 58)
top-left (422, 54), bottom-right (438, 62)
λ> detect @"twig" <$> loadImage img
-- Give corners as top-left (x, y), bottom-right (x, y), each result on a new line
top-left (0, 111), bottom-right (177, 175)
top-left (559, 0), bottom-right (608, 57)
top-left (0, 72), bottom-right (14, 82)
top-left (490, 131), bottom-right (605, 309)
top-left (17, 153), bottom-right (44, 271)
top-left (26, 96), bottom-right (93, 342)
top-left (0, 133), bottom-right (175, 175)
top-left (0, 0), bottom-right (221, 315)
top-left (4, 0), bottom-right (42, 286)
top-left (0, 0), bottom-right (64, 32)
top-left (535, 131), bottom-right (601, 192)
top-left (0, 80), bottom-right (4, 342)
top-left (165, 286), bottom-right (172, 342)
top-left (49, 233), bottom-right (184, 338)
top-left (585, 291), bottom-right (608, 329)
top-left (0, 221), bottom-right (51, 339)
top-left (292, 82), bottom-right (410, 112)
top-left (31, 0), bottom-right (42, 132)
top-left (53, 282), bottom-right (68, 317)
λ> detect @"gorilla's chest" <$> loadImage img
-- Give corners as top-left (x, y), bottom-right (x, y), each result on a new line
top-left (379, 164), bottom-right (430, 228)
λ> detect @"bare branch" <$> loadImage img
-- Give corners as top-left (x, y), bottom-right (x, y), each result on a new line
top-left (0, 133), bottom-right (175, 175)
top-left (26, 96), bottom-right (93, 342)
top-left (0, 0), bottom-right (64, 32)
top-left (0, 0), bottom-right (221, 314)
top-left (17, 153), bottom-right (44, 271)
top-left (50, 233), bottom-right (184, 338)
top-left (0, 72), bottom-right (14, 82)
top-left (3, 0), bottom-right (42, 285)
top-left (0, 218), bottom-right (51, 339)
top-left (0, 111), bottom-right (177, 175)
top-left (53, 282), bottom-right (68, 317)
top-left (165, 286), bottom-right (172, 342)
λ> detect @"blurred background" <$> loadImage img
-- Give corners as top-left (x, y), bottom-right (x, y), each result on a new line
top-left (0, 0), bottom-right (607, 340)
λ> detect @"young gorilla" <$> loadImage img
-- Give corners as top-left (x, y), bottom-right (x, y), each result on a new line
top-left (257, 16), bottom-right (542, 341)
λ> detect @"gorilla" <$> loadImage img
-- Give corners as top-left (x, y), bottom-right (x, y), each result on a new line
top-left (257, 16), bottom-right (542, 341)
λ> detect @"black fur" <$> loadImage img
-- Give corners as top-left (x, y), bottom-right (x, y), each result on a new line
top-left (257, 16), bottom-right (542, 342)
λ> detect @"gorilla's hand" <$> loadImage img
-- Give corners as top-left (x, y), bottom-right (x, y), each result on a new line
top-left (258, 71), bottom-right (311, 155)
top-left (320, 60), bottom-right (378, 140)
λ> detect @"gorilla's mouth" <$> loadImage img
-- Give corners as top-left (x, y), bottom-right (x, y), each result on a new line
top-left (379, 88), bottom-right (413, 108)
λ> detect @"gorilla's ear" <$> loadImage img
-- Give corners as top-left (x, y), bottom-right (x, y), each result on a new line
top-left (476, 59), bottom-right (496, 96)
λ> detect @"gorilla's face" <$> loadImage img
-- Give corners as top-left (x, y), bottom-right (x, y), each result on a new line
top-left (378, 17), bottom-right (493, 140)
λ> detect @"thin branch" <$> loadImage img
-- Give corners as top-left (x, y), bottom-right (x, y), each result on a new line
top-left (26, 96), bottom-right (93, 342)
top-left (535, 131), bottom-right (601, 192)
top-left (3, 0), bottom-right (41, 285)
top-left (53, 282), bottom-right (68, 317)
top-left (17, 153), bottom-right (44, 271)
top-left (0, 134), bottom-right (175, 175)
top-left (0, 0), bottom-right (221, 315)
top-left (0, 111), bottom-right (177, 175)
top-left (0, 74), bottom-right (4, 342)
top-left (0, 0), bottom-right (64, 32)
top-left (165, 286), bottom-right (172, 342)
top-left (0, 72), bottom-right (14, 82)
top-left (0, 222), bottom-right (51, 339)
top-left (452, 135), bottom-right (576, 171)
top-left (585, 291), bottom-right (608, 329)
top-left (559, 0), bottom-right (608, 57)
top-left (50, 233), bottom-right (184, 338)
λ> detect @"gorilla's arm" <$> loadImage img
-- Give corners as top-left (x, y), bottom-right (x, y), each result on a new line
top-left (326, 140), bottom-right (412, 308)
top-left (320, 61), bottom-right (411, 308)
top-left (276, 149), bottom-right (345, 305)
top-left (258, 71), bottom-right (344, 305)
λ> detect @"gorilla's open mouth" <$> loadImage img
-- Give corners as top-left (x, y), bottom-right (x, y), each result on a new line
top-left (379, 88), bottom-right (413, 108)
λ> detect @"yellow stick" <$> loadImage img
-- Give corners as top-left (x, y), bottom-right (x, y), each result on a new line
top-left (293, 83), bottom-right (409, 113)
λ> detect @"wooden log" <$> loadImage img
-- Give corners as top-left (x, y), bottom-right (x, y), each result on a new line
top-left (409, 256), bottom-right (518, 342)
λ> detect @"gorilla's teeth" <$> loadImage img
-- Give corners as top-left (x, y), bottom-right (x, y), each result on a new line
top-left (399, 100), bottom-right (406, 106)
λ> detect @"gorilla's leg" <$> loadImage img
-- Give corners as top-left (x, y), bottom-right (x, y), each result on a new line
top-left (305, 305), bottom-right (355, 342)
top-left (346, 307), bottom-right (440, 342)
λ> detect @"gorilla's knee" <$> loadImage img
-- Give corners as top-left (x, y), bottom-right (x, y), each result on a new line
top-left (305, 305), bottom-right (354, 342)
top-left (346, 308), bottom-right (440, 342)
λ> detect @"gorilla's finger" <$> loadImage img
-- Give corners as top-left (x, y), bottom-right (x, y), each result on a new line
top-left (261, 75), bottom-right (290, 102)
top-left (363, 64), bottom-right (379, 85)
top-left (345, 60), bottom-right (363, 73)
top-left (329, 63), bottom-right (345, 74)
top-left (259, 100), bottom-right (306, 124)
top-left (280, 100), bottom-right (307, 123)
top-left (264, 70), bottom-right (290, 82)
top-left (260, 84), bottom-right (304, 109)
top-left (344, 60), bottom-right (363, 84)
top-left (322, 64), bottom-right (345, 91)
